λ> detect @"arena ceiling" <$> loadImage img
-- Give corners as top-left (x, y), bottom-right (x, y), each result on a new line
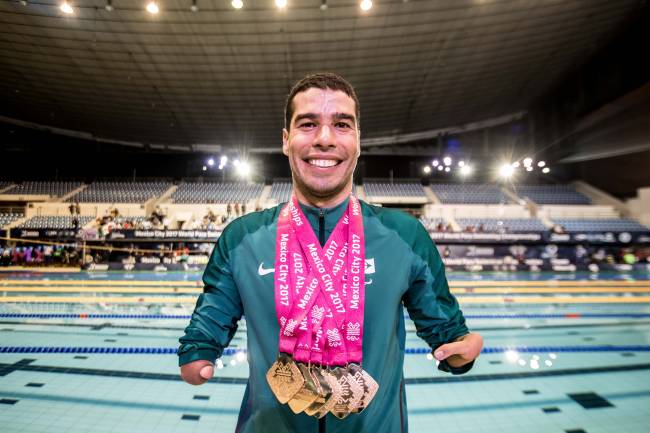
top-left (0, 0), bottom-right (646, 153)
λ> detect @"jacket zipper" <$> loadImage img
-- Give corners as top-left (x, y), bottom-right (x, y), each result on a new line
top-left (318, 208), bottom-right (326, 433)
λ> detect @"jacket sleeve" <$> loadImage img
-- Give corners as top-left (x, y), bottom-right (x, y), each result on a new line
top-left (402, 222), bottom-right (473, 375)
top-left (178, 226), bottom-right (244, 366)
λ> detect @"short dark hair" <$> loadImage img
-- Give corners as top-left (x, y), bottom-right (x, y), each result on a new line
top-left (284, 72), bottom-right (360, 130)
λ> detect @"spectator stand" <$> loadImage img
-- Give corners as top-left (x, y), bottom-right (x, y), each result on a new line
top-left (363, 179), bottom-right (428, 205)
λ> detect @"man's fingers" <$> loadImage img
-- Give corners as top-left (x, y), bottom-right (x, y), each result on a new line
top-left (199, 364), bottom-right (214, 380)
top-left (434, 341), bottom-right (465, 360)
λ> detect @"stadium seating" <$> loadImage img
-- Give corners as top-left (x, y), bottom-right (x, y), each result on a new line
top-left (171, 182), bottom-right (263, 203)
top-left (19, 216), bottom-right (94, 229)
top-left (429, 183), bottom-right (510, 204)
top-left (68, 182), bottom-right (171, 203)
top-left (269, 182), bottom-right (292, 203)
top-left (364, 181), bottom-right (425, 198)
top-left (4, 181), bottom-right (82, 197)
top-left (456, 218), bottom-right (548, 232)
top-left (0, 213), bottom-right (24, 228)
top-left (552, 218), bottom-right (649, 232)
top-left (512, 184), bottom-right (591, 205)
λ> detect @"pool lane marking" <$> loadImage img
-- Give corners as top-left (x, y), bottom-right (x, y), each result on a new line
top-left (4, 286), bottom-right (650, 294)
top-left (3, 295), bottom-right (650, 304)
top-left (2, 280), bottom-right (650, 288)
top-left (2, 345), bottom-right (650, 355)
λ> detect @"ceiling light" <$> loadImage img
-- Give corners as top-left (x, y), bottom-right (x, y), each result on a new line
top-left (460, 165), bottom-right (472, 177)
top-left (499, 164), bottom-right (514, 178)
top-left (146, 0), bottom-right (159, 13)
top-left (202, 165), bottom-right (207, 171)
top-left (542, 167), bottom-right (550, 174)
top-left (537, 160), bottom-right (546, 167)
top-left (220, 155), bottom-right (228, 165)
top-left (237, 161), bottom-right (251, 178)
top-left (231, 0), bottom-right (243, 9)
top-left (275, 0), bottom-right (287, 8)
top-left (423, 166), bottom-right (431, 174)
top-left (437, 165), bottom-right (443, 171)
top-left (60, 1), bottom-right (74, 13)
top-left (526, 166), bottom-right (533, 172)
top-left (432, 159), bottom-right (439, 167)
top-left (523, 157), bottom-right (533, 166)
top-left (360, 0), bottom-right (372, 11)
top-left (207, 158), bottom-right (215, 167)
top-left (190, 0), bottom-right (198, 12)
top-left (512, 161), bottom-right (520, 168)
top-left (458, 160), bottom-right (465, 167)
top-left (443, 156), bottom-right (452, 166)
top-left (444, 166), bottom-right (451, 173)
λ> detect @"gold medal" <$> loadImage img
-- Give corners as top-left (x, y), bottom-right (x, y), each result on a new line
top-left (348, 363), bottom-right (379, 412)
top-left (304, 365), bottom-right (332, 416)
top-left (329, 366), bottom-right (364, 419)
top-left (266, 353), bottom-right (304, 404)
top-left (287, 363), bottom-right (320, 414)
top-left (315, 368), bottom-right (342, 419)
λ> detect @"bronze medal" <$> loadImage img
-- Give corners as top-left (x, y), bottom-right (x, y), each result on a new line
top-left (287, 363), bottom-right (321, 414)
top-left (329, 366), bottom-right (364, 419)
top-left (266, 353), bottom-right (304, 404)
top-left (304, 365), bottom-right (332, 416)
top-left (348, 363), bottom-right (379, 413)
top-left (315, 368), bottom-right (342, 419)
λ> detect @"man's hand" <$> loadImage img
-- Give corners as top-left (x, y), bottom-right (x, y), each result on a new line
top-left (433, 333), bottom-right (483, 368)
top-left (180, 360), bottom-right (215, 385)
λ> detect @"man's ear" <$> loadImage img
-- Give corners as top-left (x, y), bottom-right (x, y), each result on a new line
top-left (282, 128), bottom-right (289, 156)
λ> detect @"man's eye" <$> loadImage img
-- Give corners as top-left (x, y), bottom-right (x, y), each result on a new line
top-left (335, 122), bottom-right (351, 128)
top-left (299, 122), bottom-right (316, 128)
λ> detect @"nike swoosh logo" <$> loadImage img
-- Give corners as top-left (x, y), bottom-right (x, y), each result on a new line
top-left (258, 262), bottom-right (275, 276)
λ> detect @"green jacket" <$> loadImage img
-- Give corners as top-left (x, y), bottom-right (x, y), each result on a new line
top-left (179, 199), bottom-right (472, 433)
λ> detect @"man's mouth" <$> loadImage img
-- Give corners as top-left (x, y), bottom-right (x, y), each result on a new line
top-left (307, 159), bottom-right (341, 168)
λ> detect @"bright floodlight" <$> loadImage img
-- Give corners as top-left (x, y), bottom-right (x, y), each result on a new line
top-left (432, 159), bottom-right (439, 167)
top-left (207, 158), bottom-right (215, 167)
top-left (360, 0), bottom-right (372, 11)
top-left (146, 1), bottom-right (159, 14)
top-left (60, 1), bottom-right (74, 13)
top-left (237, 161), bottom-right (251, 177)
top-left (233, 159), bottom-right (240, 167)
top-left (537, 160), bottom-right (546, 167)
top-left (512, 161), bottom-right (520, 168)
top-left (460, 165), bottom-right (472, 176)
top-left (437, 165), bottom-right (443, 171)
top-left (542, 167), bottom-right (550, 174)
top-left (444, 166), bottom-right (451, 172)
top-left (423, 166), bottom-right (431, 174)
top-left (458, 160), bottom-right (465, 167)
top-left (499, 164), bottom-right (514, 178)
top-left (526, 166), bottom-right (533, 172)
top-left (443, 156), bottom-right (452, 166)
top-left (202, 165), bottom-right (207, 171)
top-left (523, 157), bottom-right (533, 166)
top-left (232, 0), bottom-right (243, 9)
top-left (275, 0), bottom-right (287, 8)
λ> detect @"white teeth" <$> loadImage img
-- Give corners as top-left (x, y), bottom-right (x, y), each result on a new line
top-left (308, 159), bottom-right (338, 167)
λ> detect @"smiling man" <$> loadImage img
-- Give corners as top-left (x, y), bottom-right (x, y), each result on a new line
top-left (178, 73), bottom-right (483, 433)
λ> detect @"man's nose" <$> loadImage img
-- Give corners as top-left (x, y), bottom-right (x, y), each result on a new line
top-left (315, 125), bottom-right (335, 147)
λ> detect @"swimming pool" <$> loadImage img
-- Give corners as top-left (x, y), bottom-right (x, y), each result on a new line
top-left (1, 271), bottom-right (649, 433)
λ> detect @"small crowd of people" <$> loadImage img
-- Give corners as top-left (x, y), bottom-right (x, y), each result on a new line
top-left (95, 206), bottom-right (171, 236)
top-left (0, 244), bottom-right (79, 266)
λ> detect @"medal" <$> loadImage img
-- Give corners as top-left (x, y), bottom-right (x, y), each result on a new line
top-left (287, 363), bottom-right (320, 414)
top-left (315, 368), bottom-right (342, 419)
top-left (266, 353), bottom-right (304, 404)
top-left (304, 365), bottom-right (332, 416)
top-left (348, 363), bottom-right (379, 412)
top-left (330, 366), bottom-right (364, 419)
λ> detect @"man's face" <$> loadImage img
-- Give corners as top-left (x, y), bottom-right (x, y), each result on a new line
top-left (283, 87), bottom-right (360, 206)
